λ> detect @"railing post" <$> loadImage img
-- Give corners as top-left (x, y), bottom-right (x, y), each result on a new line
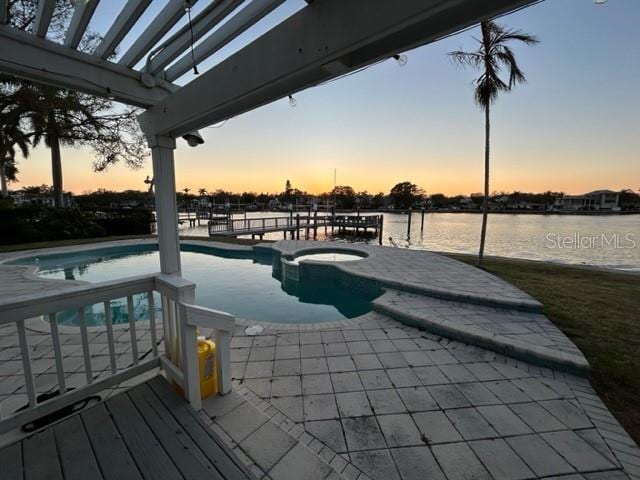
top-left (177, 284), bottom-right (200, 409)
top-left (215, 329), bottom-right (232, 394)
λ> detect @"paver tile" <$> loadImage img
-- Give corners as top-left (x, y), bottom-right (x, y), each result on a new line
top-left (509, 402), bottom-right (567, 432)
top-left (327, 356), bottom-right (356, 372)
top-left (301, 357), bottom-right (329, 374)
top-left (432, 442), bottom-right (492, 480)
top-left (269, 443), bottom-right (333, 480)
top-left (304, 394), bottom-right (339, 421)
top-left (427, 384), bottom-right (471, 409)
top-left (477, 405), bottom-right (533, 436)
top-left (541, 430), bottom-right (615, 472)
top-left (216, 402), bottom-right (268, 442)
top-left (305, 419), bottom-right (347, 453)
top-left (302, 374), bottom-right (333, 395)
top-left (390, 446), bottom-right (446, 480)
top-left (412, 411), bottom-right (462, 444)
top-left (240, 420), bottom-right (297, 471)
top-left (367, 389), bottom-right (406, 415)
top-left (507, 434), bottom-right (576, 477)
top-left (335, 391), bottom-right (372, 417)
top-left (342, 416), bottom-right (386, 451)
top-left (396, 386), bottom-right (438, 412)
top-left (359, 369), bottom-right (392, 390)
top-left (271, 376), bottom-right (302, 397)
top-left (540, 399), bottom-right (593, 430)
top-left (456, 382), bottom-right (501, 406)
top-left (352, 354), bottom-right (383, 370)
top-left (469, 438), bottom-right (535, 480)
top-left (386, 368), bottom-right (421, 388)
top-left (446, 407), bottom-right (498, 440)
top-left (331, 372), bottom-right (363, 393)
top-left (350, 449), bottom-right (400, 480)
top-left (377, 413), bottom-right (422, 447)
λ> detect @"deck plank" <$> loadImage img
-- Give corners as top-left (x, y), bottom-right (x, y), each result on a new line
top-left (147, 376), bottom-right (255, 480)
top-left (106, 393), bottom-right (184, 480)
top-left (23, 428), bottom-right (63, 480)
top-left (127, 384), bottom-right (224, 480)
top-left (81, 403), bottom-right (143, 480)
top-left (0, 441), bottom-right (23, 480)
top-left (53, 415), bottom-right (103, 480)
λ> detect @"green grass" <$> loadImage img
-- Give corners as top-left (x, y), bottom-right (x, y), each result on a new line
top-left (447, 253), bottom-right (640, 445)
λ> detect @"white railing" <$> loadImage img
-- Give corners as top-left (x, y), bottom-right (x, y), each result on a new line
top-left (0, 273), bottom-right (234, 433)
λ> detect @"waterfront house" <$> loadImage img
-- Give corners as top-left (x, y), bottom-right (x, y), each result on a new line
top-left (561, 189), bottom-right (621, 211)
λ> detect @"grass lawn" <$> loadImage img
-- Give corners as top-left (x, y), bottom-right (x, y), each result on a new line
top-left (448, 253), bottom-right (640, 445)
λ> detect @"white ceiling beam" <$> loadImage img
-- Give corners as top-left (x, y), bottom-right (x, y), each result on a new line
top-left (118, 0), bottom-right (198, 69)
top-left (140, 0), bottom-right (536, 137)
top-left (164, 0), bottom-right (283, 82)
top-left (33, 0), bottom-right (55, 38)
top-left (94, 0), bottom-right (152, 60)
top-left (64, 0), bottom-right (100, 49)
top-left (0, 25), bottom-right (176, 108)
top-left (1, 0), bottom-right (8, 24)
top-left (146, 0), bottom-right (243, 75)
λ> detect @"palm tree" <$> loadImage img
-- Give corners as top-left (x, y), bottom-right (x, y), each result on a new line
top-left (0, 120), bottom-right (30, 197)
top-left (198, 188), bottom-right (207, 197)
top-left (449, 20), bottom-right (538, 266)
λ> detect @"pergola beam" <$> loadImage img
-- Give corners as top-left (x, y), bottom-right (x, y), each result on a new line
top-left (64, 0), bottom-right (100, 49)
top-left (140, 0), bottom-right (536, 137)
top-left (0, 25), bottom-right (176, 108)
top-left (164, 0), bottom-right (284, 82)
top-left (147, 0), bottom-right (243, 76)
top-left (94, 0), bottom-right (152, 60)
top-left (118, 0), bottom-right (198, 69)
top-left (33, 0), bottom-right (55, 38)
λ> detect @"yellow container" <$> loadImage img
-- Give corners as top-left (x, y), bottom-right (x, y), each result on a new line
top-left (198, 339), bottom-right (218, 399)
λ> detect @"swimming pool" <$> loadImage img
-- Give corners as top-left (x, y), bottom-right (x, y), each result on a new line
top-left (9, 244), bottom-right (379, 326)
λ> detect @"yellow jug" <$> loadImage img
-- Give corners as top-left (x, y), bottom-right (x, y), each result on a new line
top-left (198, 339), bottom-right (218, 399)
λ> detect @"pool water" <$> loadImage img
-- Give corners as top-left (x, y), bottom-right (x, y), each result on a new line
top-left (12, 245), bottom-right (377, 325)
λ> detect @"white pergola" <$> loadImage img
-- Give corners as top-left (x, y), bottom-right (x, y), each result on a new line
top-left (0, 0), bottom-right (536, 278)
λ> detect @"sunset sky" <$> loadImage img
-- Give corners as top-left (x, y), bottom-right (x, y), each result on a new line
top-left (10, 0), bottom-right (640, 196)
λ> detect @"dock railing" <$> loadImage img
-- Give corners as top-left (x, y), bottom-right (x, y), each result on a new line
top-left (0, 273), bottom-right (233, 433)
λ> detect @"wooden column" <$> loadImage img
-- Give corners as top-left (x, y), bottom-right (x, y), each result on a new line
top-left (149, 135), bottom-right (181, 274)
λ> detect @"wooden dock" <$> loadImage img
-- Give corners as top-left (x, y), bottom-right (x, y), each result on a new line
top-left (208, 214), bottom-right (383, 242)
top-left (0, 376), bottom-right (255, 480)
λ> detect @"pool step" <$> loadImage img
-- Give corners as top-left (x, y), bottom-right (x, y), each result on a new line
top-left (373, 289), bottom-right (591, 377)
top-left (201, 387), bottom-right (360, 480)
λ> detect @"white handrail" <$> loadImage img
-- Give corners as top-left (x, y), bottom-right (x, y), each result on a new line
top-left (0, 272), bottom-right (235, 432)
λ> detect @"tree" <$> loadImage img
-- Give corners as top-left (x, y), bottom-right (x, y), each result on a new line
top-left (0, 119), bottom-right (29, 197)
top-left (449, 21), bottom-right (538, 266)
top-left (330, 185), bottom-right (356, 209)
top-left (1, 0), bottom-right (148, 207)
top-left (389, 181), bottom-right (424, 209)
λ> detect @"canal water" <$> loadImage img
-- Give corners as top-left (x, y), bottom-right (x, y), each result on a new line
top-left (179, 211), bottom-right (640, 271)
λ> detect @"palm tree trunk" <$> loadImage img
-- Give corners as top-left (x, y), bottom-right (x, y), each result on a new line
top-left (478, 102), bottom-right (490, 267)
top-left (0, 160), bottom-right (7, 198)
top-left (49, 133), bottom-right (64, 208)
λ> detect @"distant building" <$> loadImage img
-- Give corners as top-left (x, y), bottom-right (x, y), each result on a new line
top-left (11, 190), bottom-right (73, 208)
top-left (561, 190), bottom-right (620, 211)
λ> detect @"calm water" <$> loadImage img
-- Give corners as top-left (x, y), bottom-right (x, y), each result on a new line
top-left (180, 212), bottom-right (640, 271)
top-left (16, 248), bottom-right (375, 325)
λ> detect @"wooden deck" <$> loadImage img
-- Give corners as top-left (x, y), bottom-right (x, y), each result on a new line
top-left (0, 376), bottom-right (255, 480)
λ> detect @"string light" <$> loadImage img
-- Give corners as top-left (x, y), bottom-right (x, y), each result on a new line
top-left (288, 95), bottom-right (297, 107)
top-left (393, 54), bottom-right (408, 67)
top-left (185, 1), bottom-right (199, 75)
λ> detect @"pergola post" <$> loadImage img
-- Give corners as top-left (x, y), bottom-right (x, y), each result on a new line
top-left (148, 135), bottom-right (181, 275)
